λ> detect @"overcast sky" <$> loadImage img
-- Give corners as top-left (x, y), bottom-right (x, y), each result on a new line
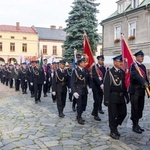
top-left (0, 0), bottom-right (117, 32)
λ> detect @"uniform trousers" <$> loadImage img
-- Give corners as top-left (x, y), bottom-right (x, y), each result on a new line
top-left (15, 79), bottom-right (20, 91)
top-left (130, 94), bottom-right (145, 126)
top-left (21, 80), bottom-right (27, 92)
top-left (92, 88), bottom-right (103, 116)
top-left (108, 101), bottom-right (127, 132)
top-left (34, 84), bottom-right (42, 101)
top-left (56, 91), bottom-right (67, 113)
top-left (76, 94), bottom-right (87, 116)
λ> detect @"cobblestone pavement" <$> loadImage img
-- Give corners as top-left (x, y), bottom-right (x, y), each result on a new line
top-left (0, 84), bottom-right (150, 150)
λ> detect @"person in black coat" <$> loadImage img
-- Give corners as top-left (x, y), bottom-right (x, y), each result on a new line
top-left (43, 59), bottom-right (48, 97)
top-left (4, 63), bottom-right (9, 86)
top-left (104, 55), bottom-right (129, 140)
top-left (18, 62), bottom-right (28, 94)
top-left (128, 50), bottom-right (149, 134)
top-left (66, 61), bottom-right (73, 102)
top-left (27, 61), bottom-right (35, 97)
top-left (7, 64), bottom-right (14, 88)
top-left (31, 60), bottom-right (45, 104)
top-left (91, 55), bottom-right (106, 121)
top-left (52, 60), bottom-right (69, 118)
top-left (71, 58), bottom-right (92, 125)
top-left (13, 63), bottom-right (20, 91)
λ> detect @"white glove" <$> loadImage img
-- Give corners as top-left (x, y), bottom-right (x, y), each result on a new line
top-left (73, 92), bottom-right (79, 99)
top-left (88, 88), bottom-right (92, 95)
top-left (99, 77), bottom-right (102, 81)
top-left (19, 79), bottom-right (21, 81)
top-left (48, 78), bottom-right (51, 81)
top-left (100, 84), bottom-right (104, 89)
top-left (52, 91), bottom-right (56, 96)
top-left (51, 73), bottom-right (54, 77)
top-left (30, 82), bottom-right (33, 86)
top-left (25, 79), bottom-right (27, 82)
top-left (44, 81), bottom-right (46, 84)
top-left (68, 88), bottom-right (71, 93)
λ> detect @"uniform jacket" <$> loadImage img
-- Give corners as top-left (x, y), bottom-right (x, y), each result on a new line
top-left (91, 64), bottom-right (106, 92)
top-left (128, 62), bottom-right (149, 96)
top-left (71, 67), bottom-right (91, 95)
top-left (18, 67), bottom-right (28, 81)
top-left (31, 66), bottom-right (45, 84)
top-left (52, 68), bottom-right (69, 93)
top-left (104, 67), bottom-right (129, 104)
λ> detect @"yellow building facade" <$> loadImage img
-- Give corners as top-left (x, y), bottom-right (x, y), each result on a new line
top-left (0, 23), bottom-right (38, 64)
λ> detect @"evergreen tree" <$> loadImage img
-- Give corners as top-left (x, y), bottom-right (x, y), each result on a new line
top-left (62, 0), bottom-right (100, 61)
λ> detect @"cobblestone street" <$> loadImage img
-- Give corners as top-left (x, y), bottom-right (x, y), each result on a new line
top-left (0, 83), bottom-right (150, 150)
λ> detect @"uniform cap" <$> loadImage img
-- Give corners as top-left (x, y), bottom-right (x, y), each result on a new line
top-left (77, 58), bottom-right (85, 65)
top-left (35, 60), bottom-right (39, 63)
top-left (113, 55), bottom-right (122, 62)
top-left (97, 55), bottom-right (104, 60)
top-left (59, 60), bottom-right (66, 65)
top-left (44, 58), bottom-right (47, 61)
top-left (134, 50), bottom-right (144, 57)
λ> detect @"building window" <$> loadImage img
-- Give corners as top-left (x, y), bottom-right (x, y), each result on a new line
top-left (114, 26), bottom-right (121, 39)
top-left (53, 46), bottom-right (57, 55)
top-left (132, 0), bottom-right (139, 8)
top-left (0, 35), bottom-right (2, 38)
top-left (10, 43), bottom-right (15, 52)
top-left (22, 43), bottom-right (27, 52)
top-left (128, 22), bottom-right (136, 37)
top-left (0, 42), bottom-right (2, 51)
top-left (43, 45), bottom-right (47, 54)
top-left (11, 36), bottom-right (15, 39)
top-left (23, 37), bottom-right (27, 40)
top-left (62, 48), bottom-right (65, 55)
top-left (118, 3), bottom-right (124, 13)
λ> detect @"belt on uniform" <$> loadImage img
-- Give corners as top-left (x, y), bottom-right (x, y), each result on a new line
top-left (111, 92), bottom-right (124, 96)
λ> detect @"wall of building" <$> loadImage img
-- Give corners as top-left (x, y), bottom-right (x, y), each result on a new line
top-left (102, 9), bottom-right (150, 56)
top-left (0, 31), bottom-right (38, 63)
top-left (39, 40), bottom-right (64, 60)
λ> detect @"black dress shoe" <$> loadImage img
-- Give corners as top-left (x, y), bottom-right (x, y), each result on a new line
top-left (35, 101), bottom-right (38, 104)
top-left (44, 94), bottom-right (47, 97)
top-left (115, 130), bottom-right (121, 137)
top-left (110, 132), bottom-right (119, 140)
top-left (91, 111), bottom-right (95, 116)
top-left (59, 113), bottom-right (64, 118)
top-left (53, 100), bottom-right (56, 103)
top-left (38, 99), bottom-right (41, 102)
top-left (94, 116), bottom-right (101, 121)
top-left (78, 118), bottom-right (85, 125)
top-left (72, 107), bottom-right (76, 112)
top-left (138, 125), bottom-right (145, 132)
top-left (99, 110), bottom-right (104, 114)
top-left (132, 126), bottom-right (142, 134)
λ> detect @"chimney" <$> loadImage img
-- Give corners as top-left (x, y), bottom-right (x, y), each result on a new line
top-left (16, 22), bottom-right (20, 30)
top-left (50, 25), bottom-right (56, 29)
top-left (59, 26), bottom-right (63, 29)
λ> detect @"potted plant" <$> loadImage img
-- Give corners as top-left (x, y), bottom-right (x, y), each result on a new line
top-left (128, 35), bottom-right (135, 40)
top-left (114, 38), bottom-right (120, 43)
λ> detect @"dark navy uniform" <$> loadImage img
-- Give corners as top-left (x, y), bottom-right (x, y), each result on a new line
top-left (71, 58), bottom-right (91, 125)
top-left (7, 64), bottom-right (14, 88)
top-left (43, 64), bottom-right (48, 97)
top-left (31, 61), bottom-right (45, 103)
top-left (104, 55), bottom-right (129, 139)
top-left (18, 63), bottom-right (28, 94)
top-left (13, 64), bottom-right (20, 91)
top-left (27, 64), bottom-right (34, 97)
top-left (52, 60), bottom-right (69, 118)
top-left (91, 55), bottom-right (106, 121)
top-left (66, 64), bottom-right (73, 102)
top-left (129, 50), bottom-right (149, 134)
